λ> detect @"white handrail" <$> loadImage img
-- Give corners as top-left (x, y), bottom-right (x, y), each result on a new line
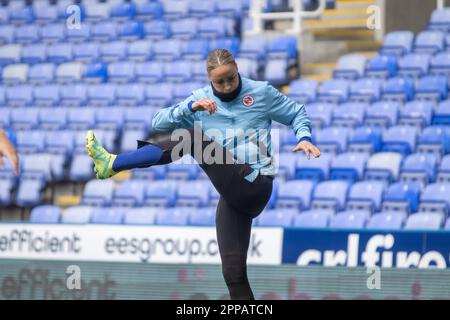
top-left (246, 0), bottom-right (327, 35)
top-left (437, 0), bottom-right (445, 10)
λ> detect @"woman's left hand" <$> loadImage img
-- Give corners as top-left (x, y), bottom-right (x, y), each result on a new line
top-left (292, 140), bottom-right (321, 160)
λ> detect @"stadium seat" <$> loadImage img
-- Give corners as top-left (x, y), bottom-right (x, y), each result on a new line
top-left (113, 180), bottom-right (146, 207)
top-left (0, 25), bottom-right (14, 44)
top-left (427, 8), bottom-right (450, 32)
top-left (364, 101), bottom-right (399, 128)
top-left (117, 20), bottom-right (144, 40)
top-left (171, 18), bottom-right (198, 39)
top-left (235, 57), bottom-right (258, 79)
top-left (275, 180), bottom-right (314, 210)
top-left (144, 180), bottom-right (177, 207)
top-left (397, 53), bottom-right (431, 78)
top-left (40, 23), bottom-right (66, 43)
top-left (400, 153), bottom-right (437, 187)
top-left (399, 100), bottom-right (434, 129)
top-left (124, 107), bottom-right (156, 131)
top-left (108, 61), bottom-right (136, 83)
top-left (116, 83), bottom-right (145, 105)
top-left (189, 0), bottom-right (216, 18)
top-left (157, 207), bottom-right (191, 226)
top-left (176, 180), bottom-right (211, 207)
top-left (365, 54), bottom-right (398, 79)
top-left (2, 63), bottom-right (28, 85)
top-left (382, 181), bottom-right (421, 213)
top-left (329, 210), bottom-right (370, 229)
top-left (91, 21), bottom-right (118, 42)
top-left (73, 42), bottom-right (100, 62)
top-left (61, 206), bottom-right (93, 224)
top-left (84, 62), bottom-right (107, 83)
top-left (128, 40), bottom-right (153, 61)
top-left (263, 59), bottom-right (288, 85)
top-left (288, 79), bottom-right (318, 104)
top-left (346, 180), bottom-right (386, 212)
top-left (349, 78), bottom-right (382, 103)
top-left (238, 37), bottom-right (267, 61)
top-left (0, 44), bottom-right (22, 66)
top-left (380, 31), bottom-right (414, 56)
top-left (30, 205), bottom-right (61, 224)
top-left (419, 183), bottom-right (450, 216)
top-left (198, 16), bottom-right (232, 38)
top-left (6, 85), bottom-right (33, 107)
top-left (119, 207), bottom-right (158, 226)
top-left (45, 130), bottom-right (75, 155)
top-left (382, 77), bottom-right (415, 102)
top-left (417, 126), bottom-right (450, 160)
top-left (330, 152), bottom-right (368, 182)
top-left (135, 1), bottom-right (164, 21)
top-left (66, 22), bottom-right (91, 42)
top-left (208, 37), bottom-right (240, 57)
top-left (120, 129), bottom-right (146, 152)
top-left (82, 179), bottom-right (116, 207)
top-left (315, 126), bottom-right (351, 154)
top-left (437, 155), bottom-right (450, 182)
top-left (69, 154), bottom-right (94, 182)
top-left (182, 39), bottom-right (209, 61)
top-left (96, 107), bottom-right (124, 132)
top-left (87, 83), bottom-right (116, 106)
top-left (34, 2), bottom-right (58, 24)
top-left (56, 62), bottom-right (84, 83)
top-left (9, 5), bottom-right (33, 25)
top-left (317, 79), bottom-right (350, 104)
top-left (67, 107), bottom-right (96, 130)
top-left (305, 102), bottom-right (334, 129)
top-left (331, 102), bottom-right (365, 128)
top-left (414, 75), bottom-right (448, 102)
top-left (404, 212), bottom-right (443, 230)
top-left (312, 180), bottom-right (350, 211)
top-left (413, 30), bottom-right (445, 54)
top-left (15, 24), bottom-right (40, 44)
top-left (15, 130), bottom-right (45, 154)
top-left (100, 41), bottom-right (127, 62)
top-left (257, 208), bottom-right (298, 227)
top-left (277, 152), bottom-right (298, 180)
top-left (143, 20), bottom-right (171, 40)
top-left (295, 153), bottom-right (332, 182)
top-left (145, 82), bottom-right (174, 107)
top-left (365, 152), bottom-right (403, 182)
top-left (91, 207), bottom-right (125, 224)
top-left (429, 51), bottom-right (450, 77)
top-left (292, 210), bottom-right (333, 228)
top-left (382, 125), bottom-right (418, 156)
top-left (333, 54), bottom-right (366, 80)
top-left (46, 43), bottom-right (73, 63)
top-left (267, 36), bottom-right (297, 60)
top-left (28, 63), bottom-right (55, 84)
top-left (164, 60), bottom-right (192, 82)
top-left (11, 107), bottom-right (39, 130)
top-left (153, 39), bottom-right (182, 61)
top-left (366, 211), bottom-right (405, 230)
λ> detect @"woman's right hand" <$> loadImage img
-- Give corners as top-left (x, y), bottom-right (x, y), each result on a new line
top-left (192, 98), bottom-right (218, 114)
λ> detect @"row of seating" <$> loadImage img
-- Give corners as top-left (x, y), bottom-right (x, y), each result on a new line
top-left (27, 204), bottom-right (450, 230)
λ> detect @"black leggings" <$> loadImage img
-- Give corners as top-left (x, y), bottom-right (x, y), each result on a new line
top-left (139, 127), bottom-right (273, 300)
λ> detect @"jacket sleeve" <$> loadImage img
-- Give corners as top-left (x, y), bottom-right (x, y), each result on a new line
top-left (151, 95), bottom-right (197, 132)
top-left (266, 84), bottom-right (312, 142)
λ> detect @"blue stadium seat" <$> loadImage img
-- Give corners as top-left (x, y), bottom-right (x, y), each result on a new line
top-left (427, 8), bottom-right (450, 32)
top-left (366, 211), bottom-right (405, 230)
top-left (145, 82), bottom-right (174, 107)
top-left (417, 126), bottom-right (450, 160)
top-left (173, 82), bottom-right (204, 102)
top-left (404, 212), bottom-right (443, 230)
top-left (135, 61), bottom-right (164, 83)
top-left (128, 40), bottom-right (153, 61)
top-left (0, 7), bottom-right (8, 25)
top-left (135, 1), bottom-right (163, 21)
top-left (30, 205), bottom-right (61, 224)
top-left (364, 101), bottom-right (399, 128)
top-left (365, 152), bottom-right (403, 182)
top-left (264, 59), bottom-right (289, 86)
top-left (124, 208), bottom-right (158, 225)
top-left (399, 100), bottom-right (434, 129)
top-left (91, 207), bottom-right (125, 224)
top-left (2, 63), bottom-right (28, 85)
top-left (120, 129), bottom-right (146, 152)
top-left (39, 106), bottom-right (66, 130)
top-left (188, 0), bottom-right (216, 18)
top-left (446, 217), bottom-right (450, 230)
top-left (56, 62), bottom-right (84, 83)
top-left (67, 107), bottom-right (96, 130)
top-left (433, 100), bottom-right (450, 125)
top-left (0, 25), bottom-right (14, 44)
top-left (305, 102), bottom-right (334, 129)
top-left (167, 160), bottom-right (200, 180)
top-left (96, 107), bottom-right (124, 132)
top-left (267, 36), bottom-right (297, 60)
top-left (171, 18), bottom-right (198, 39)
top-left (153, 39), bottom-right (182, 61)
top-left (15, 130), bottom-right (45, 153)
top-left (419, 183), bottom-right (450, 216)
top-left (380, 31), bottom-right (414, 56)
top-left (83, 2), bottom-right (111, 23)
top-left (176, 180), bottom-right (211, 207)
top-left (46, 43), bottom-right (73, 63)
top-left (0, 107), bottom-right (10, 129)
top-left (11, 107), bottom-right (39, 130)
top-left (15, 24), bottom-right (39, 44)
top-left (333, 54), bottom-right (366, 80)
top-left (16, 178), bottom-right (45, 207)
top-left (257, 208), bottom-right (297, 227)
top-left (34, 2), bottom-right (58, 24)
top-left (66, 22), bottom-right (91, 42)
top-left (381, 76), bottom-right (414, 102)
top-left (73, 42), bottom-right (100, 62)
top-left (277, 152), bottom-right (298, 180)
top-left (69, 154), bottom-right (94, 182)
top-left (0, 44), bottom-right (22, 66)
top-left (292, 210), bottom-right (333, 228)
top-left (365, 54), bottom-right (397, 78)
top-left (99, 41), bottom-right (127, 62)
top-left (238, 37), bottom-right (267, 61)
top-left (216, 0), bottom-right (243, 18)
top-left (317, 79), bottom-right (350, 104)
top-left (438, 155), bottom-right (450, 182)
top-left (143, 20), bottom-right (171, 40)
top-left (108, 61), bottom-right (136, 83)
top-left (113, 180), bottom-right (146, 207)
top-left (346, 181), bottom-right (386, 212)
top-left (156, 208), bottom-right (190, 226)
top-left (111, 1), bottom-right (136, 21)
top-left (312, 180), bottom-right (350, 212)
top-left (415, 75), bottom-right (448, 102)
top-left (182, 39), bottom-right (209, 61)
top-left (397, 53), bottom-right (431, 78)
top-left (164, 60), bottom-right (192, 82)
top-left (84, 62), bottom-right (107, 83)
top-left (208, 37), bottom-right (240, 56)
top-left (117, 20), bottom-right (144, 40)
top-left (61, 206), bottom-right (93, 224)
top-left (331, 102), bottom-right (365, 128)
top-left (73, 129), bottom-right (115, 154)
top-left (28, 63), bottom-right (55, 84)
top-left (87, 83), bottom-right (116, 106)
top-left (382, 181), bottom-right (421, 213)
top-left (6, 85), bottom-right (33, 107)
top-left (413, 30), bottom-right (445, 54)
top-left (382, 125), bottom-right (418, 156)
top-left (124, 107), bottom-right (156, 131)
top-left (82, 179), bottom-right (116, 207)
top-left (198, 16), bottom-right (232, 38)
top-left (295, 152), bottom-right (332, 181)
top-left (275, 180), bottom-right (314, 210)
top-left (315, 126), bottom-right (351, 154)
top-left (45, 130), bottom-right (75, 156)
top-left (40, 23), bottom-right (66, 43)
top-left (430, 51), bottom-right (450, 77)
top-left (330, 152), bottom-right (368, 182)
top-left (349, 78), bottom-right (382, 103)
top-left (9, 4), bottom-right (33, 25)
top-left (189, 207), bottom-right (216, 226)
top-left (116, 83), bottom-right (145, 105)
top-left (288, 79), bottom-right (318, 104)
top-left (144, 180), bottom-right (177, 206)
top-left (400, 153), bottom-right (437, 188)
top-left (163, 0), bottom-right (189, 20)
top-left (329, 210), bottom-right (369, 229)
top-left (236, 57), bottom-right (258, 79)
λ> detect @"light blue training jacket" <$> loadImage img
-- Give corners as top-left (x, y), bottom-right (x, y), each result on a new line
top-left (151, 76), bottom-right (312, 182)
